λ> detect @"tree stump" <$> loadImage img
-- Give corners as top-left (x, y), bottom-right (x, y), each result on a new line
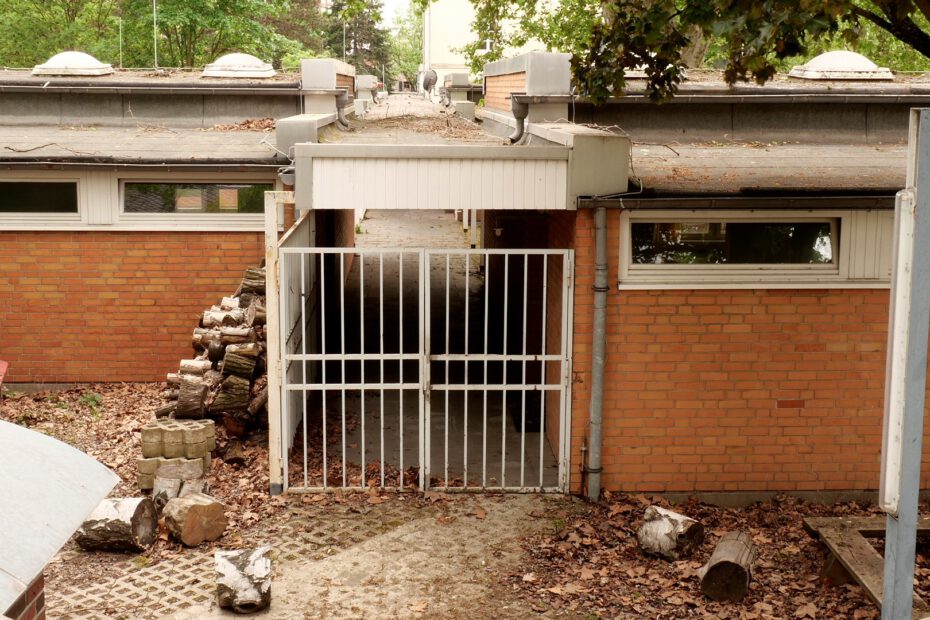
top-left (698, 530), bottom-right (758, 602)
top-left (176, 375), bottom-right (208, 418)
top-left (163, 493), bottom-right (227, 546)
top-left (216, 546), bottom-right (272, 613)
top-left (636, 505), bottom-right (705, 560)
top-left (75, 498), bottom-right (158, 552)
top-left (211, 375), bottom-right (251, 413)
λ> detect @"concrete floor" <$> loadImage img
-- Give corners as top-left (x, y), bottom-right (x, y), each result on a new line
top-left (291, 208), bottom-right (561, 489)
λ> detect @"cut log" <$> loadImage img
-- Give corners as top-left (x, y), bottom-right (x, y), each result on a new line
top-left (219, 326), bottom-right (257, 346)
top-left (210, 375), bottom-right (251, 413)
top-left (636, 505), bottom-right (704, 560)
top-left (220, 296), bottom-right (240, 310)
top-left (176, 375), bottom-right (208, 418)
top-left (202, 369), bottom-right (224, 390)
top-left (222, 440), bottom-right (247, 466)
top-left (163, 493), bottom-right (227, 546)
top-left (202, 308), bottom-right (246, 328)
top-left (207, 340), bottom-right (226, 365)
top-left (192, 328), bottom-right (220, 351)
top-left (155, 403), bottom-right (177, 418)
top-left (248, 386), bottom-right (269, 416)
top-left (152, 477), bottom-right (182, 514)
top-left (222, 344), bottom-right (260, 379)
top-left (697, 531), bottom-right (758, 602)
top-left (180, 479), bottom-right (211, 497)
top-left (166, 372), bottom-right (181, 387)
top-left (245, 301), bottom-right (266, 327)
top-left (216, 546), bottom-right (272, 613)
top-left (240, 267), bottom-right (266, 295)
top-left (180, 359), bottom-right (213, 376)
top-left (163, 389), bottom-right (179, 401)
top-left (75, 498), bottom-right (158, 552)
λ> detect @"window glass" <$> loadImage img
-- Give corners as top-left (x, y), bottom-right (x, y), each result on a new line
top-left (0, 182), bottom-right (78, 213)
top-left (123, 183), bottom-right (270, 214)
top-left (631, 221), bottom-right (835, 265)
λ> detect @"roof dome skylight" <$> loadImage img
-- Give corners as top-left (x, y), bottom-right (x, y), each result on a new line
top-left (32, 51), bottom-right (114, 76)
top-left (202, 53), bottom-right (276, 78)
top-left (788, 50), bottom-right (893, 80)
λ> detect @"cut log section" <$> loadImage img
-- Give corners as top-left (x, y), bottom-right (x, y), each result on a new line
top-left (176, 375), bottom-right (208, 418)
top-left (248, 386), bottom-right (268, 416)
top-left (637, 506), bottom-right (704, 560)
top-left (155, 403), bottom-right (177, 418)
top-left (164, 492), bottom-right (228, 546)
top-left (75, 498), bottom-right (158, 552)
top-left (192, 328), bottom-right (220, 351)
top-left (239, 267), bottom-right (265, 295)
top-left (210, 375), bottom-right (251, 413)
top-left (219, 327), bottom-right (256, 346)
top-left (179, 359), bottom-right (213, 376)
top-left (223, 343), bottom-right (260, 379)
top-left (202, 309), bottom-right (246, 328)
top-left (166, 372), bottom-right (181, 387)
top-left (216, 546), bottom-right (273, 613)
top-left (245, 301), bottom-right (266, 327)
top-left (697, 530), bottom-right (757, 602)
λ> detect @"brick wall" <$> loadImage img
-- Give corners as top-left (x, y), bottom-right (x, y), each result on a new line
top-left (0, 231), bottom-right (263, 383)
top-left (4, 573), bottom-right (45, 620)
top-left (337, 74), bottom-right (356, 100)
top-left (484, 72), bottom-right (526, 112)
top-left (569, 208), bottom-right (930, 494)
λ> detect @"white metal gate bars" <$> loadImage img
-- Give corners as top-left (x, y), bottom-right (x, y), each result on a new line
top-left (277, 247), bottom-right (573, 493)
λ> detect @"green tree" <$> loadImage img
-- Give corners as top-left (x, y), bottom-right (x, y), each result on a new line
top-left (390, 1), bottom-right (424, 88)
top-left (466, 0), bottom-right (930, 102)
top-left (324, 0), bottom-right (392, 81)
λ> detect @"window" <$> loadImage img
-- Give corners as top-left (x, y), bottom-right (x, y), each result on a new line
top-left (631, 221), bottom-right (834, 265)
top-left (123, 183), bottom-right (271, 214)
top-left (0, 182), bottom-right (78, 213)
top-left (616, 208), bottom-right (895, 289)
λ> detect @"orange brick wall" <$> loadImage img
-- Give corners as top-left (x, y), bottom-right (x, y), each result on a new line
top-left (4, 573), bottom-right (45, 620)
top-left (0, 231), bottom-right (263, 383)
top-left (484, 72), bottom-right (526, 112)
top-left (570, 208), bottom-right (930, 494)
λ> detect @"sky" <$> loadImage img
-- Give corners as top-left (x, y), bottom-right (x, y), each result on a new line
top-left (380, 0), bottom-right (410, 28)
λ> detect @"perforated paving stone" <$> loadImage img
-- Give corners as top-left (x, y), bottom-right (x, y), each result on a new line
top-left (46, 496), bottom-right (440, 620)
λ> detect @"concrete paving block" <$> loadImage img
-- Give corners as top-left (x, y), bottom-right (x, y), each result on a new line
top-left (141, 441), bottom-right (163, 458)
top-left (157, 457), bottom-right (204, 481)
top-left (163, 441), bottom-right (186, 459)
top-left (137, 473), bottom-right (155, 490)
top-left (137, 457), bottom-right (160, 475)
top-left (185, 440), bottom-right (210, 459)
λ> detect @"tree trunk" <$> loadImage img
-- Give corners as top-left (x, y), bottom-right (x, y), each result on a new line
top-left (179, 359), bottom-right (213, 376)
top-left (75, 498), bottom-right (158, 552)
top-left (240, 267), bottom-right (265, 295)
top-left (220, 326), bottom-right (256, 346)
top-left (698, 531), bottom-right (757, 602)
top-left (223, 343), bottom-right (260, 379)
top-left (637, 505), bottom-right (705, 560)
top-left (163, 493), bottom-right (227, 546)
top-left (176, 375), bottom-right (208, 418)
top-left (246, 301), bottom-right (266, 327)
top-left (210, 375), bottom-right (251, 413)
top-left (216, 546), bottom-right (273, 613)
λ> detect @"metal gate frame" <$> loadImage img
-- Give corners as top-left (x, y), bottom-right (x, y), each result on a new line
top-left (275, 246), bottom-right (574, 493)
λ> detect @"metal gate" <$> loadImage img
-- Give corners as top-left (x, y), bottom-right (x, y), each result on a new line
top-left (277, 247), bottom-right (573, 492)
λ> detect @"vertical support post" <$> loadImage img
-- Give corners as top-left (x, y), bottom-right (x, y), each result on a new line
top-left (881, 108), bottom-right (930, 620)
top-left (265, 190), bottom-right (293, 495)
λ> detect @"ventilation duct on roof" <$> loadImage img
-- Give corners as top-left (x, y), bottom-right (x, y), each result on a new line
top-left (202, 53), bottom-right (276, 78)
top-left (32, 51), bottom-right (114, 76)
top-left (788, 50), bottom-right (893, 80)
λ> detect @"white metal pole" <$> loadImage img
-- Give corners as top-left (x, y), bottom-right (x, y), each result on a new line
top-left (152, 0), bottom-right (158, 68)
top-left (880, 108), bottom-right (930, 620)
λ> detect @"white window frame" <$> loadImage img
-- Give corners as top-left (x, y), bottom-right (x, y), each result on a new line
top-left (0, 174), bottom-right (84, 228)
top-left (118, 171), bottom-right (276, 231)
top-left (619, 209), bottom-right (891, 289)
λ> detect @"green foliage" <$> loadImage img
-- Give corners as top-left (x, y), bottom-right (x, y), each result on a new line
top-left (323, 0), bottom-right (393, 83)
top-left (79, 391), bottom-right (103, 417)
top-left (390, 1), bottom-right (424, 87)
top-left (466, 0), bottom-right (930, 102)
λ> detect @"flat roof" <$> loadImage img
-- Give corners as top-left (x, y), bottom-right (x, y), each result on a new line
top-left (0, 125), bottom-right (285, 167)
top-left (632, 142), bottom-right (906, 196)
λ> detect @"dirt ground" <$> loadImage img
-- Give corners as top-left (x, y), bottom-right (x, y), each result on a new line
top-left (1, 383), bottom-right (920, 619)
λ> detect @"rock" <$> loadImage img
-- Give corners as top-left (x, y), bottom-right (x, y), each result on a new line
top-left (216, 546), bottom-right (273, 613)
top-left (163, 493), bottom-right (227, 546)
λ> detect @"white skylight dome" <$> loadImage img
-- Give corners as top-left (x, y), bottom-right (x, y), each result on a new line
top-left (32, 51), bottom-right (114, 76)
top-left (788, 50), bottom-right (893, 80)
top-left (202, 53), bottom-right (276, 78)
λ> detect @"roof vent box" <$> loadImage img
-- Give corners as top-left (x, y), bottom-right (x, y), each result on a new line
top-left (32, 51), bottom-right (114, 76)
top-left (789, 50), bottom-right (893, 80)
top-left (203, 53), bottom-right (276, 78)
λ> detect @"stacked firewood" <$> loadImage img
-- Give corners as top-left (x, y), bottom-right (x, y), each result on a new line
top-left (158, 266), bottom-right (270, 436)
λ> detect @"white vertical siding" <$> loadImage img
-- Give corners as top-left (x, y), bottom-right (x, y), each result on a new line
top-left (311, 157), bottom-right (569, 210)
top-left (843, 209), bottom-right (895, 280)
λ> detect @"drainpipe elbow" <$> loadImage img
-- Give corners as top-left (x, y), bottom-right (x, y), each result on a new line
top-left (508, 96), bottom-right (529, 144)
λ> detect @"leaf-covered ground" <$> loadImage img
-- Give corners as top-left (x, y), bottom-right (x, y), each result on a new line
top-left (2, 383), bottom-right (927, 619)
